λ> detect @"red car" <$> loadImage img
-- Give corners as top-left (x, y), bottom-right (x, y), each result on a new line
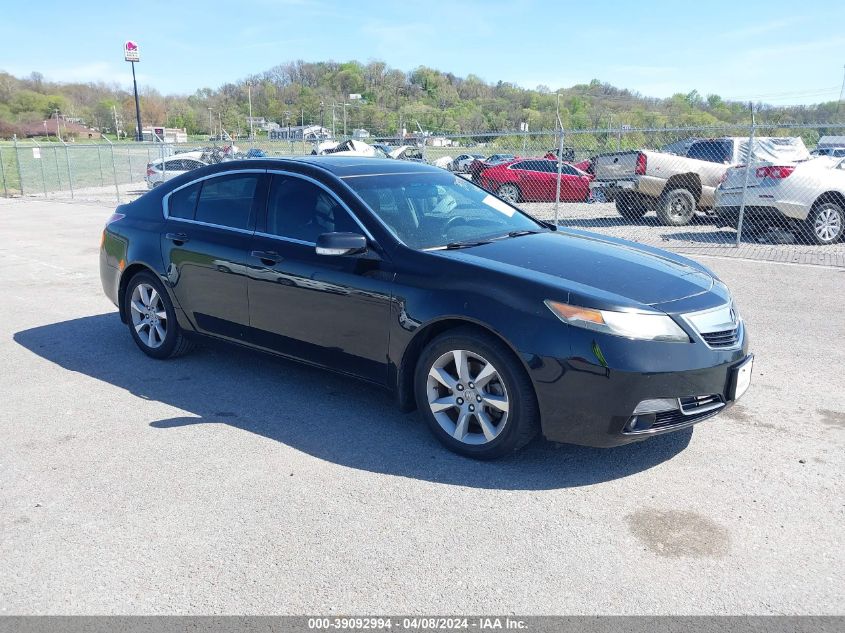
top-left (480, 158), bottom-right (592, 203)
top-left (468, 154), bottom-right (517, 181)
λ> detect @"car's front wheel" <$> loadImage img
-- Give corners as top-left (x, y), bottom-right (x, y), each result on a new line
top-left (497, 183), bottom-right (521, 204)
top-left (414, 328), bottom-right (539, 459)
top-left (125, 271), bottom-right (193, 359)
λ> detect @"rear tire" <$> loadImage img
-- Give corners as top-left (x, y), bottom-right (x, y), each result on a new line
top-left (414, 327), bottom-right (539, 459)
top-left (124, 271), bottom-right (194, 360)
top-left (615, 192), bottom-right (648, 219)
top-left (656, 188), bottom-right (696, 226)
top-left (804, 201), bottom-right (844, 245)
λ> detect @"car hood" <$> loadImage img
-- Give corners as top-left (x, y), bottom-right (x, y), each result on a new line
top-left (433, 230), bottom-right (714, 308)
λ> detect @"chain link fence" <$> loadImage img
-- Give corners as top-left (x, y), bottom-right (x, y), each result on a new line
top-left (2, 123), bottom-right (844, 267)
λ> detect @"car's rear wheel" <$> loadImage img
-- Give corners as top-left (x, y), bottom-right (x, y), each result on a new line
top-left (656, 188), bottom-right (696, 226)
top-left (497, 183), bottom-right (521, 204)
top-left (615, 192), bottom-right (648, 219)
top-left (805, 202), bottom-right (844, 245)
top-left (125, 271), bottom-right (193, 359)
top-left (414, 328), bottom-right (539, 459)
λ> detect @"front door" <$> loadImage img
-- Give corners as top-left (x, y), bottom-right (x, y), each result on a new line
top-left (246, 173), bottom-right (393, 383)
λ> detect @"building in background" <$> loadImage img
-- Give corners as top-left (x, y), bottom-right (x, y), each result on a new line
top-left (142, 127), bottom-right (188, 143)
top-left (269, 125), bottom-right (331, 141)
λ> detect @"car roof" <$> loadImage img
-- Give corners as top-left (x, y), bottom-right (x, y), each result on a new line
top-left (208, 156), bottom-right (443, 178)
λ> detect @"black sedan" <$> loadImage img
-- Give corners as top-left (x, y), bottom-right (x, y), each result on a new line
top-left (100, 157), bottom-right (753, 459)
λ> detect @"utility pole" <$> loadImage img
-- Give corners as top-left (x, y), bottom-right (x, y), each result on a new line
top-left (54, 108), bottom-right (62, 141)
top-left (247, 83), bottom-right (254, 140)
top-left (837, 64), bottom-right (845, 119)
top-left (320, 101), bottom-right (324, 140)
top-left (112, 104), bottom-right (120, 139)
top-left (343, 103), bottom-right (348, 138)
top-left (208, 108), bottom-right (213, 138)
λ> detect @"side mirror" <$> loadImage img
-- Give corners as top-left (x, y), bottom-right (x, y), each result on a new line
top-left (316, 232), bottom-right (368, 257)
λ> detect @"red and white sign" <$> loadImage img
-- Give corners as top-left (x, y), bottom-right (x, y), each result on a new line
top-left (124, 41), bottom-right (140, 63)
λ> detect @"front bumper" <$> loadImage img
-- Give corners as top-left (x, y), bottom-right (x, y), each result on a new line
top-left (526, 325), bottom-right (750, 448)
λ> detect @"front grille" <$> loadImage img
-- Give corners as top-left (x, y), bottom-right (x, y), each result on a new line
top-left (625, 394), bottom-right (725, 434)
top-left (653, 398), bottom-right (725, 429)
top-left (682, 302), bottom-right (742, 350)
top-left (701, 327), bottom-right (740, 348)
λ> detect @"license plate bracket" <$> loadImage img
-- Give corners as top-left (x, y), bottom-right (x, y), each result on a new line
top-left (728, 355), bottom-right (754, 401)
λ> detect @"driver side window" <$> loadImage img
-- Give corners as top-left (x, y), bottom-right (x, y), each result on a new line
top-left (265, 176), bottom-right (359, 243)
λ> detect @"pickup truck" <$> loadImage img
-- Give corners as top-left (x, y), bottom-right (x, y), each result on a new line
top-left (589, 137), bottom-right (809, 226)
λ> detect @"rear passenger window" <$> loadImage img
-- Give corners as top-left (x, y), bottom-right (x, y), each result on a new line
top-left (195, 173), bottom-right (259, 230)
top-left (168, 181), bottom-right (201, 220)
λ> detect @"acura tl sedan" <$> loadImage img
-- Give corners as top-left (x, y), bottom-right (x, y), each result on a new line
top-left (100, 157), bottom-right (752, 459)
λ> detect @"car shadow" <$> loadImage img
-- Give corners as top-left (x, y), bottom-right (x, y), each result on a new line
top-left (14, 313), bottom-right (692, 490)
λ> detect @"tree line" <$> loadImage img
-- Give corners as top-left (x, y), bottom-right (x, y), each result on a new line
top-left (1, 60), bottom-right (841, 142)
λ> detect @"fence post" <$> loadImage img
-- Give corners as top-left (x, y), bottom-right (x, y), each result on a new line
top-left (97, 144), bottom-right (105, 186)
top-left (0, 147), bottom-right (8, 197)
top-left (102, 135), bottom-right (120, 203)
top-left (62, 140), bottom-right (74, 199)
top-left (53, 145), bottom-right (62, 191)
top-left (35, 140), bottom-right (47, 198)
top-left (13, 135), bottom-right (24, 196)
top-left (554, 121), bottom-right (565, 225)
top-left (735, 105), bottom-right (756, 248)
top-left (127, 146), bottom-right (133, 183)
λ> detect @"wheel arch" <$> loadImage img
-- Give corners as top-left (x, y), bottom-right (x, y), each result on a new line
top-left (395, 316), bottom-right (532, 413)
top-left (663, 173), bottom-right (702, 203)
top-left (811, 190), bottom-right (845, 213)
top-left (117, 262), bottom-right (169, 324)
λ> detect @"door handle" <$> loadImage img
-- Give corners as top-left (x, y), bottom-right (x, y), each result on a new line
top-left (165, 232), bottom-right (189, 244)
top-left (251, 250), bottom-right (282, 265)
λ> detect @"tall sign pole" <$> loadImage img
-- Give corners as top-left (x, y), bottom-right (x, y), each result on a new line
top-left (124, 41), bottom-right (142, 141)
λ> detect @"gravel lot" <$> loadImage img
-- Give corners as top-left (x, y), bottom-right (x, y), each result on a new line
top-left (0, 197), bottom-right (843, 615)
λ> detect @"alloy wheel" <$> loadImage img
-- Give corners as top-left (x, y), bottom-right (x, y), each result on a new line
top-left (426, 349), bottom-right (510, 445)
top-left (814, 204), bottom-right (843, 243)
top-left (498, 184), bottom-right (520, 203)
top-left (130, 282), bottom-right (168, 349)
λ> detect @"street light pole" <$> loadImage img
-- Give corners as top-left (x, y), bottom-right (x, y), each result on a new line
top-left (320, 101), bottom-right (324, 140)
top-left (208, 108), bottom-right (213, 138)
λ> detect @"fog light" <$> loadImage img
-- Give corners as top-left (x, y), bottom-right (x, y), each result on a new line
top-left (633, 398), bottom-right (678, 415)
top-left (626, 414), bottom-right (656, 432)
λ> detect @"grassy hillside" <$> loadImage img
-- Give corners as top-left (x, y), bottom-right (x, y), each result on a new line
top-left (1, 60), bottom-right (842, 141)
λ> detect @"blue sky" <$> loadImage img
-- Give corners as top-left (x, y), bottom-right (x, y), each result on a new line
top-left (2, 0), bottom-right (844, 104)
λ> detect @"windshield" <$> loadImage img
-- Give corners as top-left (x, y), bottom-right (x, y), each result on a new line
top-left (344, 172), bottom-right (545, 249)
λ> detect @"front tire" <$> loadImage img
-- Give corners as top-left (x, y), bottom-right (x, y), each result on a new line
top-left (656, 188), bottom-right (696, 226)
top-left (497, 183), bottom-right (521, 204)
top-left (124, 271), bottom-right (193, 359)
top-left (414, 328), bottom-right (539, 459)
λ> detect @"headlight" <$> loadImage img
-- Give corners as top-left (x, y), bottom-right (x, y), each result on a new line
top-left (545, 300), bottom-right (690, 342)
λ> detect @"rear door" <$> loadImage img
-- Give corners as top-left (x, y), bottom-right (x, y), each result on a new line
top-left (161, 169), bottom-right (267, 342)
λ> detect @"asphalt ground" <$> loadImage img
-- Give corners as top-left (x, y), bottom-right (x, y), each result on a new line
top-left (0, 197), bottom-right (842, 614)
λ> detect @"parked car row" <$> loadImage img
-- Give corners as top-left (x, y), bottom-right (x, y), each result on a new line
top-left (582, 136), bottom-right (844, 243)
